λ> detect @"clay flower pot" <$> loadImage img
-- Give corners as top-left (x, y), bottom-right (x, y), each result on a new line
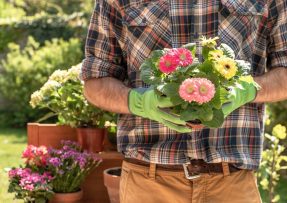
top-left (49, 190), bottom-right (83, 203)
top-left (103, 167), bottom-right (121, 203)
top-left (76, 128), bottom-right (107, 153)
top-left (186, 120), bottom-right (204, 129)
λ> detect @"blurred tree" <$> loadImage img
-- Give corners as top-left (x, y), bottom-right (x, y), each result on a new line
top-left (0, 37), bottom-right (83, 127)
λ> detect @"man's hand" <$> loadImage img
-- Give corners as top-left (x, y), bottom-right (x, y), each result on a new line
top-left (129, 88), bottom-right (192, 133)
top-left (222, 79), bottom-right (257, 117)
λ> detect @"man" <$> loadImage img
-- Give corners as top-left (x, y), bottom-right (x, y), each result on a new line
top-left (81, 0), bottom-right (287, 202)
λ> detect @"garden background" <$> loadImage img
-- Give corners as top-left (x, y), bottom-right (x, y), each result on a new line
top-left (0, 0), bottom-right (286, 202)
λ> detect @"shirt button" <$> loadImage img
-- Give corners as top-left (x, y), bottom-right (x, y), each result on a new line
top-left (141, 18), bottom-right (147, 24)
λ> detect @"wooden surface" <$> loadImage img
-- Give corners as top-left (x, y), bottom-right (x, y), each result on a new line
top-left (82, 151), bottom-right (123, 203)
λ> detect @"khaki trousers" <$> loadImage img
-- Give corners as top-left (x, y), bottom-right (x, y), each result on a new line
top-left (120, 161), bottom-right (262, 203)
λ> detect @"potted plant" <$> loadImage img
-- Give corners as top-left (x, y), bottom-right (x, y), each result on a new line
top-left (30, 64), bottom-right (115, 152)
top-left (8, 141), bottom-right (102, 203)
top-left (47, 140), bottom-right (102, 203)
top-left (8, 146), bottom-right (54, 203)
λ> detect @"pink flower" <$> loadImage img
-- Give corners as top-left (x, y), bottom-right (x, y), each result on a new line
top-left (173, 48), bottom-right (193, 67)
top-left (8, 168), bottom-right (32, 179)
top-left (159, 52), bottom-right (179, 74)
top-left (179, 78), bottom-right (215, 104)
top-left (22, 145), bottom-right (49, 166)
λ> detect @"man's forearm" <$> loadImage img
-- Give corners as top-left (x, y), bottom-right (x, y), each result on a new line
top-left (83, 77), bottom-right (130, 114)
top-left (254, 67), bottom-right (287, 103)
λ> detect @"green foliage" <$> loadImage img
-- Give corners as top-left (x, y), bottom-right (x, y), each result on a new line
top-left (0, 37), bottom-right (83, 127)
top-left (0, 0), bottom-right (26, 19)
top-left (258, 124), bottom-right (287, 203)
top-left (13, 0), bottom-right (94, 16)
top-left (267, 102), bottom-right (287, 133)
top-left (0, 12), bottom-right (87, 52)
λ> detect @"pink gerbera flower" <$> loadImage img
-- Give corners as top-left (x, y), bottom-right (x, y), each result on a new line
top-left (179, 78), bottom-right (215, 104)
top-left (173, 48), bottom-right (193, 67)
top-left (158, 52), bottom-right (179, 74)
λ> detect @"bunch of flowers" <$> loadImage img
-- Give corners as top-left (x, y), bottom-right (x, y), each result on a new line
top-left (46, 140), bottom-right (102, 193)
top-left (8, 145), bottom-right (54, 203)
top-left (140, 36), bottom-right (258, 128)
top-left (30, 64), bottom-right (115, 128)
top-left (8, 141), bottom-right (102, 202)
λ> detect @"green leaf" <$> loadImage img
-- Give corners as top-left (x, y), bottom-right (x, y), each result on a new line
top-left (202, 47), bottom-right (212, 60)
top-left (180, 106), bottom-right (200, 121)
top-left (150, 49), bottom-right (165, 60)
top-left (180, 105), bottom-right (213, 122)
top-left (156, 82), bottom-right (183, 105)
top-left (219, 87), bottom-right (229, 104)
top-left (209, 87), bottom-right (222, 109)
top-left (199, 60), bottom-right (213, 74)
top-left (219, 43), bottom-right (235, 59)
top-left (140, 59), bottom-right (162, 85)
top-left (182, 43), bottom-right (196, 57)
top-left (202, 109), bottom-right (224, 128)
top-left (198, 105), bottom-right (213, 121)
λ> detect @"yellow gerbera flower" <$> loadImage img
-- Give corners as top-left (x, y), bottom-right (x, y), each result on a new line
top-left (214, 57), bottom-right (237, 79)
top-left (208, 50), bottom-right (224, 61)
top-left (200, 36), bottom-right (219, 48)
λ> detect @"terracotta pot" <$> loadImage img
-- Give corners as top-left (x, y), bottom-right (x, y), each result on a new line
top-left (103, 167), bottom-right (121, 203)
top-left (186, 120), bottom-right (204, 129)
top-left (27, 123), bottom-right (77, 149)
top-left (49, 190), bottom-right (83, 203)
top-left (76, 128), bottom-right (107, 153)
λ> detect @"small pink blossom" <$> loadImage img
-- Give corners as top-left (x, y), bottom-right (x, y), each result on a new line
top-left (179, 78), bottom-right (215, 104)
top-left (22, 145), bottom-right (49, 166)
top-left (8, 168), bottom-right (32, 179)
top-left (159, 52), bottom-right (179, 74)
top-left (172, 48), bottom-right (193, 67)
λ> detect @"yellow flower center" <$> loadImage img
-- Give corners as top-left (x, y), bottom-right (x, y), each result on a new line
top-left (165, 61), bottom-right (171, 67)
top-left (186, 85), bottom-right (194, 94)
top-left (199, 85), bottom-right (208, 95)
top-left (180, 54), bottom-right (186, 60)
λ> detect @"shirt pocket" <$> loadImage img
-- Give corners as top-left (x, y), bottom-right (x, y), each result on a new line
top-left (121, 1), bottom-right (171, 74)
top-left (122, 0), bottom-right (169, 27)
top-left (219, 0), bottom-right (267, 62)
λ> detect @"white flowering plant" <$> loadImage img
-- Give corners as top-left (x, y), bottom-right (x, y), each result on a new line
top-left (140, 37), bottom-right (259, 128)
top-left (30, 64), bottom-right (115, 128)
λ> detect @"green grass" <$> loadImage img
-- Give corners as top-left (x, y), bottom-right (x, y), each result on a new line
top-left (0, 128), bottom-right (286, 202)
top-left (0, 128), bottom-right (26, 203)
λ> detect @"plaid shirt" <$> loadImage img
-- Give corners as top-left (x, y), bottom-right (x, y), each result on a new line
top-left (81, 0), bottom-right (287, 169)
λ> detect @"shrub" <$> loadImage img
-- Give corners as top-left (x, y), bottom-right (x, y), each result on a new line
top-left (258, 124), bottom-right (287, 203)
top-left (0, 36), bottom-right (83, 127)
top-left (0, 12), bottom-right (87, 52)
top-left (0, 0), bottom-right (26, 19)
top-left (13, 0), bottom-right (94, 16)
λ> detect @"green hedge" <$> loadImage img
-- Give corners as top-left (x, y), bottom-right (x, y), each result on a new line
top-left (0, 37), bottom-right (83, 127)
top-left (0, 12), bottom-right (88, 52)
top-left (0, 0), bottom-right (26, 19)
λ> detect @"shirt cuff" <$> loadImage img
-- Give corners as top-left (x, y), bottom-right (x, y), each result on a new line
top-left (80, 56), bottom-right (127, 81)
top-left (268, 50), bottom-right (287, 69)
